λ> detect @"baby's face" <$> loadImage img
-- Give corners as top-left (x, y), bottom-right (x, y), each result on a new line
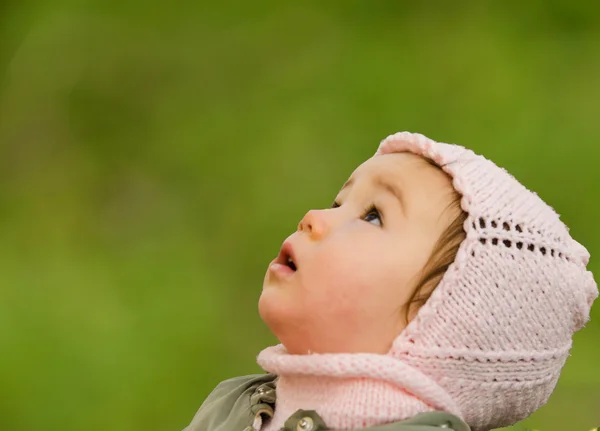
top-left (259, 152), bottom-right (456, 355)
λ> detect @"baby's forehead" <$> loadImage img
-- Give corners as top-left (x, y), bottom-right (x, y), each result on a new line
top-left (339, 152), bottom-right (456, 210)
top-left (350, 152), bottom-right (442, 184)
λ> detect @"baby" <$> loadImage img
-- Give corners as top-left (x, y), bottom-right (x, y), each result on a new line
top-left (185, 132), bottom-right (597, 431)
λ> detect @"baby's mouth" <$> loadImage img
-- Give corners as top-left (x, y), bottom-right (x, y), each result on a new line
top-left (285, 255), bottom-right (297, 271)
top-left (276, 241), bottom-right (298, 272)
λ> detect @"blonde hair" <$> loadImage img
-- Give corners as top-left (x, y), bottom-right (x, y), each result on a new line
top-left (404, 161), bottom-right (467, 323)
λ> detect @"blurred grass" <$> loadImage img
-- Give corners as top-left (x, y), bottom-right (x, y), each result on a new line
top-left (0, 2), bottom-right (599, 431)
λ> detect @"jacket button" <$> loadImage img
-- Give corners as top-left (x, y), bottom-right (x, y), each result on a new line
top-left (439, 422), bottom-right (451, 429)
top-left (297, 417), bottom-right (314, 431)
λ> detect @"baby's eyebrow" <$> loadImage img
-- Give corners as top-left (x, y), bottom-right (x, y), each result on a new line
top-left (338, 175), bottom-right (406, 215)
top-left (374, 177), bottom-right (406, 215)
top-left (340, 177), bottom-right (354, 192)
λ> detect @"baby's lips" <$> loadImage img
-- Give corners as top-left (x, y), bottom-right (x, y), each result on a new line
top-left (268, 261), bottom-right (296, 277)
top-left (276, 240), bottom-right (298, 271)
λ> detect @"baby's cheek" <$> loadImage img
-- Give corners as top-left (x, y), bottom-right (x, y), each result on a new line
top-left (307, 258), bottom-right (372, 314)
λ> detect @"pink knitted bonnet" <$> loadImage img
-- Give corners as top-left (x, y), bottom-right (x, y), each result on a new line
top-left (377, 131), bottom-right (598, 430)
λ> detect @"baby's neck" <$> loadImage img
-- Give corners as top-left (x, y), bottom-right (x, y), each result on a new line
top-left (257, 345), bottom-right (435, 431)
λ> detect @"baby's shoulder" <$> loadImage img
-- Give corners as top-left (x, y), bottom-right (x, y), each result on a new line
top-left (184, 373), bottom-right (276, 431)
top-left (207, 373), bottom-right (276, 401)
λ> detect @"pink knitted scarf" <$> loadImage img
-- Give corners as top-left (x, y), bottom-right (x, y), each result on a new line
top-left (257, 344), bottom-right (461, 431)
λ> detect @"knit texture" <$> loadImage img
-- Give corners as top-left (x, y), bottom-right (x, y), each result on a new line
top-left (259, 345), bottom-right (452, 431)
top-left (258, 132), bottom-right (598, 431)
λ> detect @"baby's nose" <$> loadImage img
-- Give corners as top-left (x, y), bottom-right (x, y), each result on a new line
top-left (298, 209), bottom-right (329, 239)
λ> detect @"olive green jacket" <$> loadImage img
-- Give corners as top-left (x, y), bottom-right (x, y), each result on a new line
top-left (184, 374), bottom-right (471, 431)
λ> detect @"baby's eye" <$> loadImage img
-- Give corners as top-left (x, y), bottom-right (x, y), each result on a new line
top-left (362, 205), bottom-right (383, 227)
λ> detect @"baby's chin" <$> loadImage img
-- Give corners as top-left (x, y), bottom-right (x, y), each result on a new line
top-left (257, 284), bottom-right (284, 329)
top-left (258, 289), bottom-right (313, 354)
top-left (258, 293), bottom-right (392, 355)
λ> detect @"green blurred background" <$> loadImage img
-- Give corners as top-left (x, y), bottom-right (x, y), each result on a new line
top-left (0, 2), bottom-right (598, 431)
